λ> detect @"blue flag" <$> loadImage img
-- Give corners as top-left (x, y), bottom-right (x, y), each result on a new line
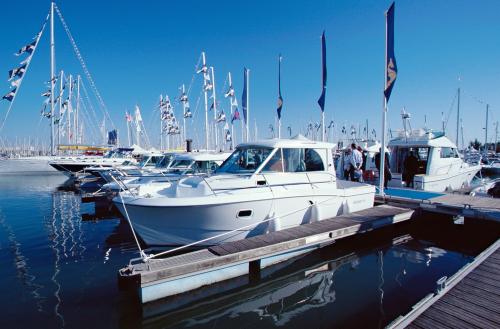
top-left (384, 2), bottom-right (397, 101)
top-left (242, 68), bottom-right (248, 124)
top-left (277, 55), bottom-right (283, 119)
top-left (317, 31), bottom-right (327, 112)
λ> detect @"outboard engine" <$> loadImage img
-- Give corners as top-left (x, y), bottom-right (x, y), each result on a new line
top-left (186, 139), bottom-right (193, 153)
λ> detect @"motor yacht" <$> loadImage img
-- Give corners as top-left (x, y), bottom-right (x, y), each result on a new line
top-left (102, 151), bottom-right (230, 192)
top-left (387, 130), bottom-right (481, 191)
top-left (113, 136), bottom-right (375, 246)
top-left (49, 147), bottom-right (139, 176)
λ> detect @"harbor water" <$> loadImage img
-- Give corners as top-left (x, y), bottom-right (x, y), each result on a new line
top-left (0, 174), bottom-right (498, 329)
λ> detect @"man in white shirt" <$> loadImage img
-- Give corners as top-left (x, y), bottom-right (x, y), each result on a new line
top-left (349, 143), bottom-right (363, 182)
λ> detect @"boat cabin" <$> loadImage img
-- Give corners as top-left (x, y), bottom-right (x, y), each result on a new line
top-left (216, 136), bottom-right (335, 176)
top-left (388, 131), bottom-right (460, 177)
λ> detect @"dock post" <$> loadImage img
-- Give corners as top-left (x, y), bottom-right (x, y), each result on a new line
top-left (249, 259), bottom-right (261, 283)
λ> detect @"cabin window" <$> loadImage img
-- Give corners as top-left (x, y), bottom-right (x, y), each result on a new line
top-left (283, 148), bottom-right (305, 172)
top-left (440, 147), bottom-right (459, 158)
top-left (262, 149), bottom-right (284, 172)
top-left (305, 149), bottom-right (326, 171)
top-left (282, 148), bottom-right (325, 172)
top-left (391, 147), bottom-right (429, 175)
top-left (217, 147), bottom-right (273, 174)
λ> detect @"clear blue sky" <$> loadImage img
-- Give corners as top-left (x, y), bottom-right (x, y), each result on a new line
top-left (1, 0), bottom-right (499, 148)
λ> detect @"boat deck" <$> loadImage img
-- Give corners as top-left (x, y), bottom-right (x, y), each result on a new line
top-left (377, 188), bottom-right (500, 222)
top-left (388, 239), bottom-right (500, 329)
top-left (119, 205), bottom-right (415, 303)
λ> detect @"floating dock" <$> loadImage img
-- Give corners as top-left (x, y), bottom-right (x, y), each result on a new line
top-left (376, 188), bottom-right (500, 223)
top-left (388, 238), bottom-right (500, 329)
top-left (118, 205), bottom-right (415, 304)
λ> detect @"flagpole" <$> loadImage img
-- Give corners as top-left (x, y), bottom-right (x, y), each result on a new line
top-left (228, 72), bottom-right (235, 150)
top-left (379, 8), bottom-right (389, 196)
top-left (277, 55), bottom-right (282, 139)
top-left (246, 69), bottom-right (250, 142)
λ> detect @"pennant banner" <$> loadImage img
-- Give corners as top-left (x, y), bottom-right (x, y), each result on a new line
top-left (232, 108), bottom-right (241, 123)
top-left (242, 68), bottom-right (248, 124)
top-left (2, 88), bottom-right (16, 102)
top-left (384, 2), bottom-right (397, 102)
top-left (277, 55), bottom-right (283, 120)
top-left (15, 40), bottom-right (36, 57)
top-left (317, 31), bottom-right (327, 112)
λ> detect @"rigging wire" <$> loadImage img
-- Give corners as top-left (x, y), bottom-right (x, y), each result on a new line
top-left (54, 4), bottom-right (115, 130)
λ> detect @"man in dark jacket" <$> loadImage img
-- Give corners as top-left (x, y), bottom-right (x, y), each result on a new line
top-left (403, 151), bottom-right (418, 188)
top-left (375, 148), bottom-right (391, 189)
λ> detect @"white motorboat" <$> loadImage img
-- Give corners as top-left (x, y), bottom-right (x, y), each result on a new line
top-left (387, 130), bottom-right (481, 192)
top-left (113, 136), bottom-right (375, 246)
top-left (84, 152), bottom-right (170, 183)
top-left (49, 148), bottom-right (138, 176)
top-left (102, 151), bottom-right (230, 192)
top-left (470, 178), bottom-right (500, 198)
top-left (0, 155), bottom-right (62, 175)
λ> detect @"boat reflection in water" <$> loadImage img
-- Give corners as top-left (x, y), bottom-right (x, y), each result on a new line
top-left (134, 216), bottom-right (500, 329)
top-left (137, 231), bottom-right (423, 329)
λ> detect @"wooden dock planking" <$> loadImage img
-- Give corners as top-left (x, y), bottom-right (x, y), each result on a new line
top-left (119, 205), bottom-right (415, 303)
top-left (377, 190), bottom-right (500, 223)
top-left (388, 240), bottom-right (500, 329)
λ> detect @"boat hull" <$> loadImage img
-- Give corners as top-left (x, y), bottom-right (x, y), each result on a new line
top-left (0, 157), bottom-right (61, 175)
top-left (113, 183), bottom-right (375, 246)
top-left (388, 165), bottom-right (481, 192)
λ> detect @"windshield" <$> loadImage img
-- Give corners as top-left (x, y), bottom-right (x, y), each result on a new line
top-left (167, 159), bottom-right (193, 174)
top-left (138, 155), bottom-right (162, 168)
top-left (216, 147), bottom-right (273, 174)
top-left (156, 154), bottom-right (174, 168)
top-left (103, 150), bottom-right (115, 158)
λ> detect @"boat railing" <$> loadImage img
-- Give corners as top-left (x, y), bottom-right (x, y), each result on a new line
top-left (131, 190), bottom-right (348, 263)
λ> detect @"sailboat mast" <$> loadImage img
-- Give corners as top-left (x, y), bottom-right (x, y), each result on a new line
top-left (202, 52), bottom-right (209, 151)
top-left (50, 2), bottom-right (56, 155)
top-left (485, 104), bottom-right (489, 151)
top-left (160, 95), bottom-right (163, 150)
top-left (75, 75), bottom-right (80, 144)
top-left (211, 66), bottom-right (218, 151)
top-left (228, 72), bottom-right (235, 150)
top-left (67, 74), bottom-right (72, 144)
top-left (182, 84), bottom-right (186, 145)
top-left (58, 70), bottom-right (64, 150)
top-left (126, 111), bottom-right (130, 147)
top-left (456, 87), bottom-right (460, 146)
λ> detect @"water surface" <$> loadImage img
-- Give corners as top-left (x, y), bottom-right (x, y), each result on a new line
top-left (0, 175), bottom-right (497, 329)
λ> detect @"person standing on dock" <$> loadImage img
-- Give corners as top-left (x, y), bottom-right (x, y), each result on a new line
top-left (375, 148), bottom-right (391, 189)
top-left (403, 150), bottom-right (418, 188)
top-left (343, 148), bottom-right (352, 180)
top-left (350, 143), bottom-right (363, 182)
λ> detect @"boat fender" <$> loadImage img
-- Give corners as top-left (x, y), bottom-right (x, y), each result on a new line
top-left (309, 201), bottom-right (321, 223)
top-left (266, 211), bottom-right (281, 233)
